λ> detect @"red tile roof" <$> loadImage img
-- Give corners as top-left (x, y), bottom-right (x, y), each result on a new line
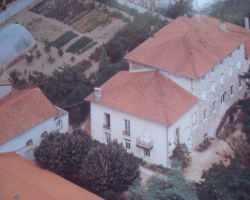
top-left (86, 71), bottom-right (198, 126)
top-left (125, 16), bottom-right (248, 79)
top-left (0, 152), bottom-right (103, 200)
top-left (0, 88), bottom-right (58, 145)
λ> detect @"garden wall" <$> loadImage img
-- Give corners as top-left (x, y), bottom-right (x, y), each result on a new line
top-left (0, 0), bottom-right (36, 24)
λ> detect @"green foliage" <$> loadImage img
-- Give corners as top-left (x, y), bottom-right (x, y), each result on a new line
top-left (89, 46), bottom-right (102, 62)
top-left (57, 48), bottom-right (64, 58)
top-left (196, 137), bottom-right (212, 152)
top-left (43, 39), bottom-right (52, 53)
top-left (76, 41), bottom-right (98, 55)
top-left (70, 56), bottom-right (75, 62)
top-left (35, 50), bottom-right (42, 58)
top-left (98, 46), bottom-right (109, 71)
top-left (201, 0), bottom-right (250, 27)
top-left (34, 129), bottom-right (93, 176)
top-left (196, 153), bottom-right (250, 200)
top-left (170, 142), bottom-right (192, 168)
top-left (99, 190), bottom-right (119, 200)
top-left (25, 54), bottom-right (34, 64)
top-left (80, 139), bottom-right (141, 193)
top-left (51, 31), bottom-right (78, 49)
top-left (127, 161), bottom-right (198, 200)
top-left (66, 36), bottom-right (93, 54)
top-left (8, 69), bottom-right (20, 85)
top-left (47, 55), bottom-right (55, 64)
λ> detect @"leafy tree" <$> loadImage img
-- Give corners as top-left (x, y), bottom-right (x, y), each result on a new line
top-left (43, 39), bottom-right (52, 53)
top-left (57, 48), bottom-right (64, 58)
top-left (127, 161), bottom-right (198, 200)
top-left (35, 50), bottom-right (42, 58)
top-left (70, 56), bottom-right (75, 62)
top-left (98, 45), bottom-right (109, 71)
top-left (196, 153), bottom-right (250, 200)
top-left (9, 69), bottom-right (20, 85)
top-left (170, 142), bottom-right (192, 168)
top-left (47, 55), bottom-right (55, 64)
top-left (34, 129), bottom-right (93, 176)
top-left (80, 139), bottom-right (141, 193)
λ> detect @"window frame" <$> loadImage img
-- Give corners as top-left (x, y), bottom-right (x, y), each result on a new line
top-left (203, 109), bottom-right (208, 122)
top-left (144, 149), bottom-right (150, 157)
top-left (238, 79), bottom-right (242, 90)
top-left (41, 131), bottom-right (48, 139)
top-left (105, 132), bottom-right (111, 143)
top-left (56, 120), bottom-right (62, 129)
top-left (124, 119), bottom-right (130, 135)
top-left (212, 101), bottom-right (216, 113)
top-left (103, 113), bottom-right (111, 129)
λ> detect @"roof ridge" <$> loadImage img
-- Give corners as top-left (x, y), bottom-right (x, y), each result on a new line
top-left (0, 167), bottom-right (57, 199)
top-left (152, 71), bottom-right (169, 125)
top-left (181, 35), bottom-right (198, 79)
top-left (102, 72), bottom-right (155, 94)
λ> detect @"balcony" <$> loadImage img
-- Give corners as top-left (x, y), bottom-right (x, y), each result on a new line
top-left (123, 130), bottom-right (130, 136)
top-left (136, 136), bottom-right (153, 150)
top-left (103, 124), bottom-right (110, 129)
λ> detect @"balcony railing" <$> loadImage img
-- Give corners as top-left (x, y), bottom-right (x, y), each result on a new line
top-left (136, 136), bottom-right (153, 150)
top-left (123, 130), bottom-right (130, 136)
top-left (103, 124), bottom-right (110, 129)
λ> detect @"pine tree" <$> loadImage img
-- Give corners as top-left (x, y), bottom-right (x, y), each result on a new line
top-left (98, 45), bottom-right (109, 71)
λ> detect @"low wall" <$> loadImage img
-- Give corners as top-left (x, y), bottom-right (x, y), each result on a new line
top-left (0, 0), bottom-right (36, 24)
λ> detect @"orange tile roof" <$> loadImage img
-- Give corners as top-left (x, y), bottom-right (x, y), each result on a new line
top-left (86, 71), bottom-right (198, 126)
top-left (0, 88), bottom-right (58, 145)
top-left (125, 16), bottom-right (248, 79)
top-left (0, 152), bottom-right (103, 200)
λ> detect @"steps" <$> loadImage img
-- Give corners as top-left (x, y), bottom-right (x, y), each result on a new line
top-left (206, 105), bottom-right (229, 138)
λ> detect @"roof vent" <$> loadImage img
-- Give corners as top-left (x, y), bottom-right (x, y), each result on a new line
top-left (94, 87), bottom-right (102, 100)
top-left (245, 17), bottom-right (249, 31)
top-left (150, 26), bottom-right (155, 39)
top-left (196, 14), bottom-right (200, 23)
top-left (220, 21), bottom-right (227, 32)
top-left (14, 195), bottom-right (20, 200)
top-left (200, 39), bottom-right (205, 43)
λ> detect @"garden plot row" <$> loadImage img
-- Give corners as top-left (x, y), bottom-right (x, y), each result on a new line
top-left (66, 36), bottom-right (94, 54)
top-left (51, 31), bottom-right (78, 49)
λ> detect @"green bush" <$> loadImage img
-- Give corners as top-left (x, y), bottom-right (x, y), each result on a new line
top-left (196, 138), bottom-right (212, 152)
top-left (89, 46), bottom-right (102, 62)
top-left (170, 142), bottom-right (192, 168)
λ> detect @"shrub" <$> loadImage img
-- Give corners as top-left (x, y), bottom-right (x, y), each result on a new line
top-left (35, 50), bottom-right (42, 58)
top-left (47, 55), bottom-right (55, 64)
top-left (25, 54), bottom-right (34, 64)
top-left (57, 48), bottom-right (64, 57)
top-left (89, 46), bottom-right (102, 62)
top-left (70, 56), bottom-right (75, 62)
top-left (170, 142), bottom-right (192, 168)
top-left (196, 138), bottom-right (212, 152)
top-left (9, 69), bottom-right (20, 85)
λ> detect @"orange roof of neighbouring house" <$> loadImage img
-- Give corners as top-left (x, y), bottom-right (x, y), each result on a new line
top-left (0, 88), bottom-right (58, 145)
top-left (124, 16), bottom-right (248, 79)
top-left (0, 152), bottom-right (103, 200)
top-left (86, 70), bottom-right (198, 126)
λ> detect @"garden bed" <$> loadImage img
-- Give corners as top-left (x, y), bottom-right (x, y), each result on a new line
top-left (51, 31), bottom-right (78, 49)
top-left (66, 36), bottom-right (93, 54)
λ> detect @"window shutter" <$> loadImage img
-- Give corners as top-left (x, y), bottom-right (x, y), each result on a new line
top-left (141, 149), bottom-right (144, 157)
top-left (150, 150), bottom-right (153, 160)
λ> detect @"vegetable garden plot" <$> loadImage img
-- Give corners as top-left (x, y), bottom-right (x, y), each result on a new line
top-left (77, 42), bottom-right (98, 55)
top-left (72, 60), bottom-right (92, 72)
top-left (66, 36), bottom-right (93, 54)
top-left (51, 31), bottom-right (78, 49)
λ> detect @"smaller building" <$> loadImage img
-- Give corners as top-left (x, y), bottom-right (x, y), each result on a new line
top-left (0, 78), bottom-right (12, 100)
top-left (0, 88), bottom-right (68, 160)
top-left (0, 152), bottom-right (103, 200)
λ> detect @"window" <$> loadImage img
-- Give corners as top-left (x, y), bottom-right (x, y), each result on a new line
top-left (211, 82), bottom-right (216, 93)
top-left (144, 149), bottom-right (150, 157)
top-left (41, 131), bottom-right (47, 139)
top-left (220, 74), bottom-right (224, 85)
top-left (237, 46), bottom-right (240, 51)
top-left (124, 139), bottom-right (131, 153)
top-left (26, 140), bottom-right (33, 147)
top-left (202, 90), bottom-right (207, 101)
top-left (238, 79), bottom-right (242, 89)
top-left (124, 119), bottom-right (130, 135)
top-left (230, 85), bottom-right (234, 97)
top-left (203, 109), bottom-right (207, 121)
top-left (210, 67), bottom-right (214, 75)
top-left (104, 113), bottom-right (110, 129)
top-left (212, 101), bottom-right (216, 112)
top-left (219, 60), bottom-right (223, 67)
top-left (141, 149), bottom-right (152, 159)
top-left (174, 128), bottom-right (180, 144)
top-left (228, 53), bottom-right (232, 60)
top-left (221, 93), bottom-right (226, 104)
top-left (200, 75), bottom-right (205, 83)
top-left (192, 113), bottom-right (197, 125)
top-left (229, 67), bottom-right (233, 77)
top-left (237, 60), bottom-right (241, 70)
top-left (104, 132), bottom-right (111, 143)
top-left (56, 120), bottom-right (62, 129)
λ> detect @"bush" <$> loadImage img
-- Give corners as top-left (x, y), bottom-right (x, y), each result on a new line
top-left (25, 54), bottom-right (34, 64)
top-left (170, 142), bottom-right (192, 168)
top-left (9, 69), bottom-right (20, 85)
top-left (196, 138), bottom-right (212, 152)
top-left (35, 50), bottom-right (42, 58)
top-left (100, 190), bottom-right (119, 200)
top-left (47, 55), bottom-right (55, 64)
top-left (89, 46), bottom-right (102, 62)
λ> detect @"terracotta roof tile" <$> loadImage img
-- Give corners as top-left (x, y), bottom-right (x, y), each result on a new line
top-left (0, 88), bottom-right (58, 145)
top-left (86, 71), bottom-right (198, 126)
top-left (0, 152), bottom-right (103, 200)
top-left (125, 16), bottom-right (248, 79)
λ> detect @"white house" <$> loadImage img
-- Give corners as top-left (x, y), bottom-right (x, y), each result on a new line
top-left (0, 87), bottom-right (68, 161)
top-left (86, 15), bottom-right (250, 167)
top-left (0, 78), bottom-right (12, 100)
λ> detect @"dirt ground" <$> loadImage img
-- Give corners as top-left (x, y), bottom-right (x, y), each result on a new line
top-left (0, 0), bottom-right (129, 81)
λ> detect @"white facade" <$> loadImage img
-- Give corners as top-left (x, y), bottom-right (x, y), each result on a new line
top-left (90, 100), bottom-right (198, 167)
top-left (0, 110), bottom-right (68, 161)
top-left (0, 85), bottom-right (11, 100)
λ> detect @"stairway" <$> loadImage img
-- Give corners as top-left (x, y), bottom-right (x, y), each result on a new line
top-left (206, 105), bottom-right (229, 138)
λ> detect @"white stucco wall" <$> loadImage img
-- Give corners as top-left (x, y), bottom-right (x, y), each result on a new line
top-left (0, 85), bottom-right (11, 100)
top-left (90, 101), bottom-right (198, 167)
top-left (0, 113), bottom-right (68, 161)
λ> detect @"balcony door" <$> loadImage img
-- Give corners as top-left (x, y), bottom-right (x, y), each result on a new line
top-left (143, 129), bottom-right (150, 144)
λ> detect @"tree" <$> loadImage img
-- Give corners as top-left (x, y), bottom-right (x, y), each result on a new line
top-left (35, 50), bottom-right (42, 58)
top-left (34, 129), bottom-right (93, 176)
top-left (196, 153), bottom-right (250, 200)
top-left (98, 45), bottom-right (109, 71)
top-left (127, 161), bottom-right (198, 200)
top-left (57, 48), bottom-right (64, 57)
top-left (25, 54), bottom-right (34, 64)
top-left (9, 69), bottom-right (20, 85)
top-left (170, 142), bottom-right (192, 168)
top-left (80, 139), bottom-right (141, 194)
top-left (47, 55), bottom-right (55, 64)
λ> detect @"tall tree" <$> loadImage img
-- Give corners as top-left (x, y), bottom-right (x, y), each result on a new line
top-left (196, 153), bottom-right (250, 200)
top-left (98, 45), bottom-right (109, 71)
top-left (127, 161), bottom-right (198, 200)
top-left (80, 139), bottom-right (141, 194)
top-left (34, 129), bottom-right (93, 177)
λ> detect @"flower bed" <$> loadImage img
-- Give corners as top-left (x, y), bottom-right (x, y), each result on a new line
top-left (51, 31), bottom-right (78, 49)
top-left (66, 36), bottom-right (93, 54)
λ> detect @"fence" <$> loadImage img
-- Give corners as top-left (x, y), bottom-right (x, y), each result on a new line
top-left (0, 0), bottom-right (36, 24)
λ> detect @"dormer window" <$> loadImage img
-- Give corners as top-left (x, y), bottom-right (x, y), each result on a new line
top-left (210, 67), bottom-right (214, 75)
top-left (228, 53), bottom-right (232, 60)
top-left (219, 60), bottom-right (223, 67)
top-left (237, 46), bottom-right (240, 51)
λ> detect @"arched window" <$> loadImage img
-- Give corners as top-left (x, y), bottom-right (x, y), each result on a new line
top-left (26, 140), bottom-right (33, 147)
top-left (41, 131), bottom-right (48, 139)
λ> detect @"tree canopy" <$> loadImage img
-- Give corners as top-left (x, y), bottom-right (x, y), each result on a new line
top-left (80, 139), bottom-right (141, 194)
top-left (98, 45), bottom-right (109, 71)
top-left (34, 129), bottom-right (93, 176)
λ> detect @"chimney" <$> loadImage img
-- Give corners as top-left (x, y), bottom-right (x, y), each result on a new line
top-left (151, 26), bottom-right (154, 38)
top-left (245, 17), bottom-right (249, 31)
top-left (94, 87), bottom-right (102, 100)
top-left (220, 21), bottom-right (227, 32)
top-left (196, 14), bottom-right (200, 23)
